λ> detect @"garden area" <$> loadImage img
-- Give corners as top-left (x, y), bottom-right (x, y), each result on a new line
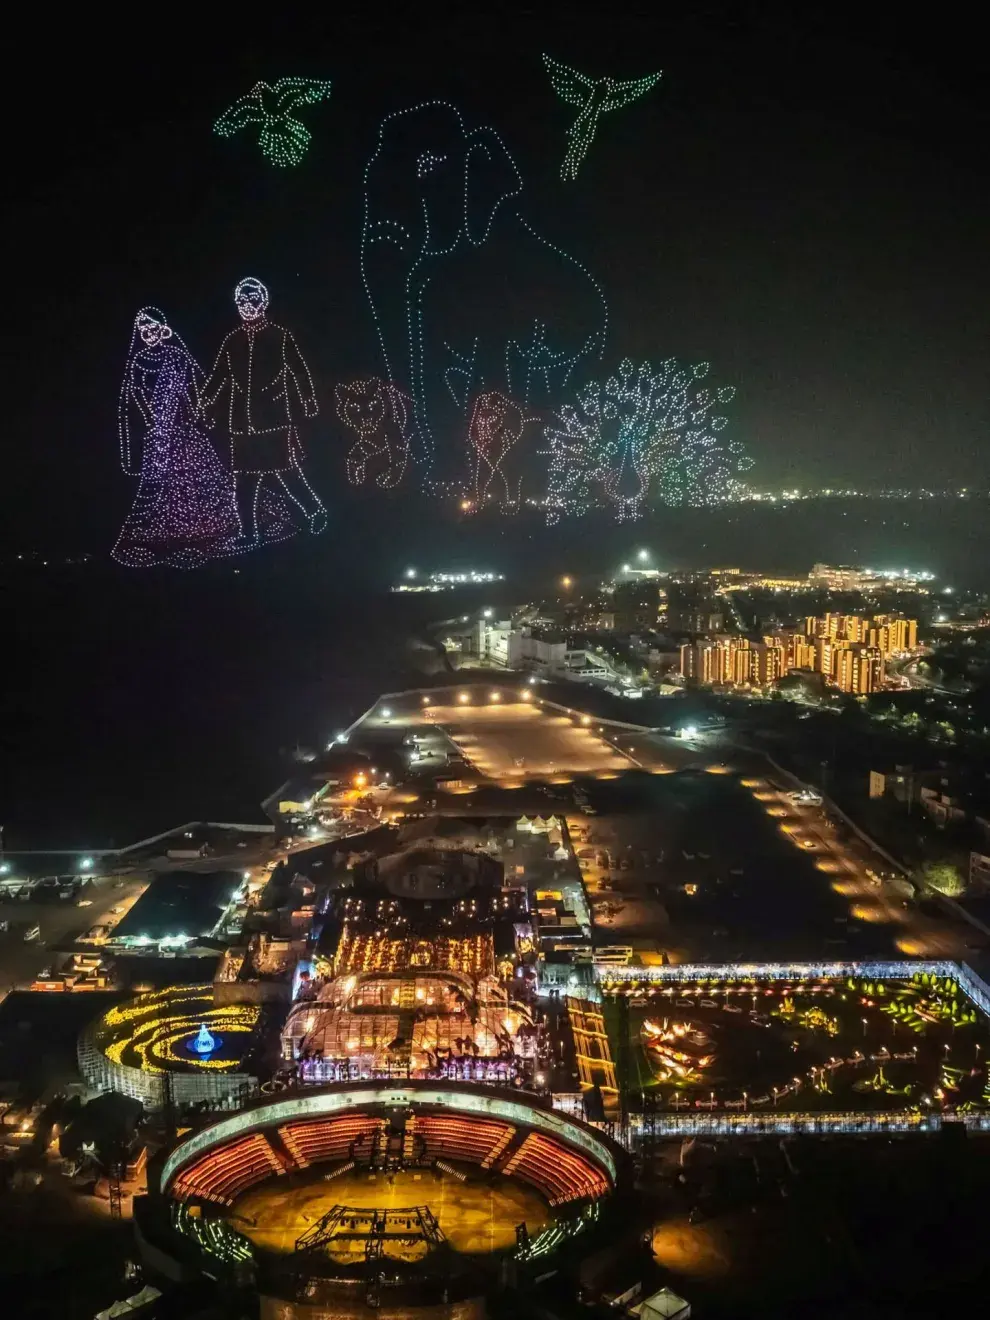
top-left (602, 970), bottom-right (990, 1116)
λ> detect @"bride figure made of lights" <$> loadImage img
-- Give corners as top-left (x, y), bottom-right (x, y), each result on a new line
top-left (112, 307), bottom-right (293, 568)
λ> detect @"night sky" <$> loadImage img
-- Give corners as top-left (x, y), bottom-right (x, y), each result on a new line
top-left (7, 6), bottom-right (989, 551)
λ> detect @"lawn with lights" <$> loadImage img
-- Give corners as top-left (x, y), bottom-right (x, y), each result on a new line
top-left (602, 971), bottom-right (990, 1117)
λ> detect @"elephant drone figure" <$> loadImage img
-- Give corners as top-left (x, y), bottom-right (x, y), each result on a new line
top-left (361, 100), bottom-right (607, 491)
top-left (467, 391), bottom-right (536, 511)
top-left (335, 377), bottom-right (411, 489)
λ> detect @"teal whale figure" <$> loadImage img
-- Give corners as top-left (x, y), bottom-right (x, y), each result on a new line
top-left (543, 55), bottom-right (661, 181)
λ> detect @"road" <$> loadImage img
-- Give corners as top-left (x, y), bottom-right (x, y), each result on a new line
top-left (0, 871), bottom-right (149, 996)
top-left (739, 777), bottom-right (973, 959)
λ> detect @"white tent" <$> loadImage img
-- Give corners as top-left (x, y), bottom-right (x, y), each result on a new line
top-left (638, 1287), bottom-right (691, 1320)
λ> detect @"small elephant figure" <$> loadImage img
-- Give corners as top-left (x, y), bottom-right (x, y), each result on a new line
top-left (335, 377), bottom-right (411, 489)
top-left (467, 391), bottom-right (537, 511)
top-left (361, 100), bottom-right (607, 494)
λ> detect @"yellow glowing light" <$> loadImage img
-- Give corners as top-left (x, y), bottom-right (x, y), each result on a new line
top-left (458, 692), bottom-right (470, 704)
top-left (561, 575), bottom-right (573, 588)
top-left (489, 691), bottom-right (501, 702)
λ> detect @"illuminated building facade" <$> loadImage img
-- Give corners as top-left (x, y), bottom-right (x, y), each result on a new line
top-left (680, 636), bottom-right (788, 690)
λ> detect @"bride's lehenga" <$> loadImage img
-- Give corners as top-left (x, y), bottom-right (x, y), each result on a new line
top-left (112, 309), bottom-right (295, 568)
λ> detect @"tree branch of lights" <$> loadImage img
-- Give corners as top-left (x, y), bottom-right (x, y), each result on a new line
top-left (544, 358), bottom-right (750, 522)
top-left (335, 377), bottom-right (412, 489)
top-left (543, 55), bottom-right (661, 181)
top-left (215, 78), bottom-right (333, 167)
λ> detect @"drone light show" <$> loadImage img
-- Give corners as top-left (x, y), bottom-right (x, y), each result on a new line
top-left (109, 62), bottom-right (750, 565)
top-left (214, 78), bottom-right (333, 167)
top-left (543, 55), bottom-right (662, 181)
top-left (546, 357), bottom-right (750, 521)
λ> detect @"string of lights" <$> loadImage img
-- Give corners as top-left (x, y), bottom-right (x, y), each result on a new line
top-left (545, 357), bottom-right (749, 521)
top-left (360, 100), bottom-right (607, 495)
top-left (335, 377), bottom-right (412, 489)
top-left (543, 55), bottom-right (661, 181)
top-left (214, 78), bottom-right (333, 167)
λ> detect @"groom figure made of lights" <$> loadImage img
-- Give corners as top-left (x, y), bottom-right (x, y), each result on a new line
top-left (203, 277), bottom-right (326, 543)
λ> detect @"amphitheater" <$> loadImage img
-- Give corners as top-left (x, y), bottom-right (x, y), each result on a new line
top-left (141, 1080), bottom-right (623, 1320)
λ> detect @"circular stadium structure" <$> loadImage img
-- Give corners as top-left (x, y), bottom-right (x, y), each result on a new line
top-left (140, 1080), bottom-right (626, 1319)
top-left (79, 985), bottom-right (261, 1109)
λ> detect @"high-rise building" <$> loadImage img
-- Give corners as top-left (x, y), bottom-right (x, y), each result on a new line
top-left (804, 613), bottom-right (918, 661)
top-left (834, 644), bottom-right (884, 694)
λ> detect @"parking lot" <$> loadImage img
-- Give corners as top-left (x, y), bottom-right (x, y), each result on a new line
top-left (370, 695), bottom-right (636, 779)
top-left (0, 872), bottom-right (148, 996)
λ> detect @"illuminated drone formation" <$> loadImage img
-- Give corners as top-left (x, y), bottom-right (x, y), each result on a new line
top-left (335, 377), bottom-right (412, 489)
top-left (361, 100), bottom-right (607, 493)
top-left (214, 78), bottom-right (333, 167)
top-left (543, 55), bottom-right (661, 181)
top-left (113, 308), bottom-right (244, 569)
top-left (545, 357), bottom-right (749, 522)
top-left (467, 391), bottom-right (536, 509)
top-left (202, 278), bottom-right (326, 546)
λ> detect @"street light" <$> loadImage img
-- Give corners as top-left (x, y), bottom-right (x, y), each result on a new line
top-left (561, 575), bottom-right (573, 589)
top-left (638, 549), bottom-right (650, 562)
top-left (482, 607), bottom-right (493, 619)
top-left (405, 568), bottom-right (416, 579)
top-left (381, 708), bottom-right (392, 721)
top-left (79, 857), bottom-right (94, 871)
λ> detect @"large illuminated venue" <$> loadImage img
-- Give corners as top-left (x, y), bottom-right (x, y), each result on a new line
top-left (282, 838), bottom-right (538, 1086)
top-left (141, 1082), bottom-right (622, 1315)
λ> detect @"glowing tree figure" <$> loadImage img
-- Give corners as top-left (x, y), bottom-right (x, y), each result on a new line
top-left (202, 278), bottom-right (326, 546)
top-left (543, 55), bottom-right (661, 181)
top-left (113, 307), bottom-right (243, 569)
top-left (335, 377), bottom-right (411, 489)
top-left (214, 78), bottom-right (333, 167)
top-left (545, 358), bottom-right (748, 522)
top-left (361, 100), bottom-right (607, 494)
top-left (467, 391), bottom-right (537, 510)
